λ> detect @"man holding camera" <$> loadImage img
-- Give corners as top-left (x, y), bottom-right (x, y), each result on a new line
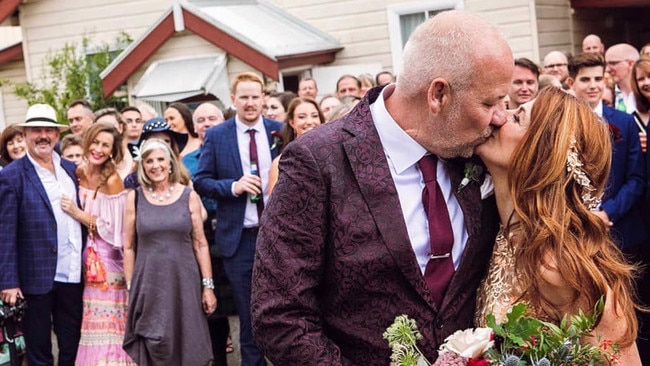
top-left (0, 104), bottom-right (84, 366)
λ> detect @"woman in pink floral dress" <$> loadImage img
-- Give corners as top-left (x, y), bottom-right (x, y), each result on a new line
top-left (61, 122), bottom-right (135, 365)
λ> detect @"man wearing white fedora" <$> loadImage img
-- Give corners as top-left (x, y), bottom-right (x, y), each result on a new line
top-left (0, 104), bottom-right (85, 366)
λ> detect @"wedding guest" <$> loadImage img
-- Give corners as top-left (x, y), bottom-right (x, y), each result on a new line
top-left (268, 97), bottom-right (324, 194)
top-left (265, 91), bottom-right (296, 123)
top-left (358, 73), bottom-right (376, 96)
top-left (183, 102), bottom-right (232, 366)
top-left (0, 104), bottom-right (83, 366)
top-left (318, 95), bottom-right (341, 122)
top-left (632, 58), bottom-right (650, 152)
top-left (60, 134), bottom-right (84, 166)
top-left (0, 125), bottom-right (26, 167)
top-left (94, 108), bottom-right (134, 179)
top-left (164, 102), bottom-right (196, 155)
top-left (194, 72), bottom-right (283, 366)
top-left (122, 139), bottom-right (216, 365)
top-left (59, 122), bottom-right (134, 366)
top-left (297, 78), bottom-right (318, 99)
top-left (376, 71), bottom-right (395, 86)
top-left (122, 118), bottom-right (189, 190)
top-left (631, 56), bottom-right (650, 365)
top-left (475, 87), bottom-right (641, 365)
top-left (568, 52), bottom-right (646, 256)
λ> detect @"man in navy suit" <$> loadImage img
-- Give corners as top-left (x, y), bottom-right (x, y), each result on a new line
top-left (0, 104), bottom-right (84, 366)
top-left (194, 72), bottom-right (283, 366)
top-left (568, 52), bottom-right (646, 256)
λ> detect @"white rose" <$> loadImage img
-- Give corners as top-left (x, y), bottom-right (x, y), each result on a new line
top-left (439, 327), bottom-right (494, 359)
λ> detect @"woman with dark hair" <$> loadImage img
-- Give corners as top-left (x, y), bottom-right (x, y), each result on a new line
top-left (0, 125), bottom-right (26, 167)
top-left (474, 88), bottom-right (641, 364)
top-left (265, 91), bottom-right (296, 123)
top-left (268, 97), bottom-right (324, 194)
top-left (59, 122), bottom-right (134, 365)
top-left (165, 102), bottom-right (198, 156)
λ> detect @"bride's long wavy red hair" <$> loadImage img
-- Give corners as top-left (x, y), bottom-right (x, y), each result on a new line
top-left (507, 87), bottom-right (638, 346)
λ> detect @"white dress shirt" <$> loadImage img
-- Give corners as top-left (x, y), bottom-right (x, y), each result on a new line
top-left (27, 151), bottom-right (83, 283)
top-left (370, 85), bottom-right (468, 274)
top-left (234, 116), bottom-right (272, 228)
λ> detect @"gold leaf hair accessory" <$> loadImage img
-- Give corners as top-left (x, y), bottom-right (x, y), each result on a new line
top-left (566, 138), bottom-right (601, 210)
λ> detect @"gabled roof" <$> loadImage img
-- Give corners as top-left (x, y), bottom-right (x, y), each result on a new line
top-left (101, 0), bottom-right (342, 98)
top-left (0, 26), bottom-right (23, 64)
top-left (132, 53), bottom-right (230, 103)
top-left (0, 42), bottom-right (22, 64)
top-left (0, 0), bottom-right (21, 25)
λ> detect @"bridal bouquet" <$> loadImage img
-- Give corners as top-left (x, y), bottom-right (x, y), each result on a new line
top-left (383, 300), bottom-right (620, 366)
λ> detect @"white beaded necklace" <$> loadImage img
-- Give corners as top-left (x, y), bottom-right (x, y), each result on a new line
top-left (148, 184), bottom-right (175, 202)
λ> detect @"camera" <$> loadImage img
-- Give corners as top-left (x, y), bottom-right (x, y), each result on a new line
top-left (0, 297), bottom-right (27, 326)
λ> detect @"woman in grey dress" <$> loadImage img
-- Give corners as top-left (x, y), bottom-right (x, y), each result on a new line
top-left (122, 138), bottom-right (216, 365)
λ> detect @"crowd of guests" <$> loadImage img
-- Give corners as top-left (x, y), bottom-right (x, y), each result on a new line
top-left (0, 66), bottom-right (394, 365)
top-left (2, 13), bottom-right (650, 365)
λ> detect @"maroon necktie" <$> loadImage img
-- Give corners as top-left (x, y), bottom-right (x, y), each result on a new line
top-left (418, 155), bottom-right (454, 306)
top-left (247, 129), bottom-right (264, 219)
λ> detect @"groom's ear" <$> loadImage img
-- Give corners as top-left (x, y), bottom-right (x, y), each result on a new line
top-left (427, 78), bottom-right (450, 115)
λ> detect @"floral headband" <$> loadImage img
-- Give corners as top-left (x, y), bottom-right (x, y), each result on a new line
top-left (566, 138), bottom-right (601, 210)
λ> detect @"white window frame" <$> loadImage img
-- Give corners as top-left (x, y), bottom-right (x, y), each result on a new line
top-left (387, 0), bottom-right (464, 73)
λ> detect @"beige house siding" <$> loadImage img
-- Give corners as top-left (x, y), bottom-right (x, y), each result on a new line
top-left (466, 0), bottom-right (540, 61)
top-left (18, 0), bottom-right (167, 84)
top-left (0, 58), bottom-right (28, 129)
top-left (274, 0), bottom-right (543, 70)
top-left (271, 0), bottom-right (392, 69)
top-left (535, 0), bottom-right (572, 61)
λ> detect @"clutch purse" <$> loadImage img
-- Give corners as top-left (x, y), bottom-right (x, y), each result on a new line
top-left (85, 243), bottom-right (107, 290)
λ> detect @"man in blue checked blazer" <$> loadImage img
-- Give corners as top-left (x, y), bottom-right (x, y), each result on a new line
top-left (194, 72), bottom-right (282, 366)
top-left (0, 104), bottom-right (84, 366)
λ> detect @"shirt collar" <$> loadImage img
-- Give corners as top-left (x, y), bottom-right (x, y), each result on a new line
top-left (370, 84), bottom-right (427, 174)
top-left (27, 149), bottom-right (61, 171)
top-left (235, 115), bottom-right (264, 135)
top-left (593, 100), bottom-right (603, 117)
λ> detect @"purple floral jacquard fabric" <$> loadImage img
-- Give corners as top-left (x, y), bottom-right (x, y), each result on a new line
top-left (251, 86), bottom-right (500, 365)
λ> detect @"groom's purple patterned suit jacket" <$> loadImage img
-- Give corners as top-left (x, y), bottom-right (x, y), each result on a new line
top-left (252, 86), bottom-right (500, 365)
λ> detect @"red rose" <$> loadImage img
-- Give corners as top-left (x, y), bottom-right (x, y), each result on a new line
top-left (468, 358), bottom-right (489, 366)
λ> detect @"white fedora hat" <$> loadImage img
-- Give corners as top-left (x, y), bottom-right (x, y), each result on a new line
top-left (16, 104), bottom-right (69, 131)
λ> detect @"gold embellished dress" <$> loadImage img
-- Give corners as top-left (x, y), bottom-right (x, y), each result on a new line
top-left (475, 226), bottom-right (544, 326)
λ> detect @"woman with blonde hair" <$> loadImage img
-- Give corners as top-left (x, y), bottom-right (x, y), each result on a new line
top-left (475, 87), bottom-right (641, 364)
top-left (59, 122), bottom-right (134, 365)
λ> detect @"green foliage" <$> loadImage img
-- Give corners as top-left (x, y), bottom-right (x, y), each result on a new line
top-left (384, 315), bottom-right (431, 366)
top-left (484, 298), bottom-right (614, 365)
top-left (11, 32), bottom-right (132, 124)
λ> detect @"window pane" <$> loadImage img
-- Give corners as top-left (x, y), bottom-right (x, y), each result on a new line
top-left (400, 12), bottom-right (426, 48)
